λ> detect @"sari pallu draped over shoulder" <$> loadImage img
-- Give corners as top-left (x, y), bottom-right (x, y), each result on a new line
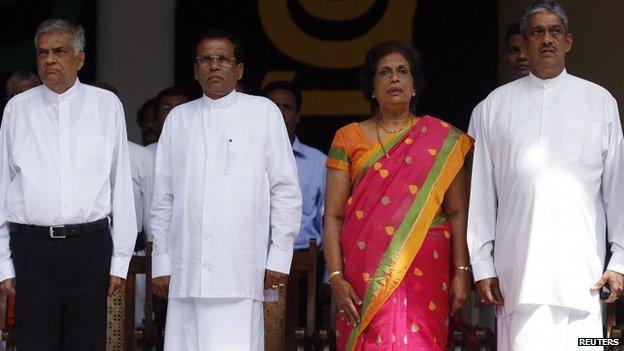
top-left (329, 116), bottom-right (472, 350)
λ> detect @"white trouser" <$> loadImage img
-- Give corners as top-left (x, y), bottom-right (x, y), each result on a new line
top-left (164, 297), bottom-right (264, 351)
top-left (496, 304), bottom-right (603, 351)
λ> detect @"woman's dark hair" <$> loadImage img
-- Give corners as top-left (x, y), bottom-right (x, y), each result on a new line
top-left (359, 41), bottom-right (425, 116)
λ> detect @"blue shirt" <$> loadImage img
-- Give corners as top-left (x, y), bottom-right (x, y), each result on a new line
top-left (292, 137), bottom-right (326, 249)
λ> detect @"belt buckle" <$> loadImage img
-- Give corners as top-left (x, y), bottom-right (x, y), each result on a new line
top-left (49, 225), bottom-right (66, 239)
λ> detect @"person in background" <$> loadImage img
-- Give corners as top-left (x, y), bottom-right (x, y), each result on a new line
top-left (5, 70), bottom-right (41, 99)
top-left (145, 87), bottom-right (190, 155)
top-left (504, 22), bottom-right (530, 80)
top-left (136, 97), bottom-right (159, 146)
top-left (262, 80), bottom-right (325, 251)
top-left (92, 81), bottom-right (155, 328)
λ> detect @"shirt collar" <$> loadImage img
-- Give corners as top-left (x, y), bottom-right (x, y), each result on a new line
top-left (292, 136), bottom-right (305, 157)
top-left (527, 68), bottom-right (568, 90)
top-left (42, 78), bottom-right (81, 103)
top-left (201, 89), bottom-right (238, 109)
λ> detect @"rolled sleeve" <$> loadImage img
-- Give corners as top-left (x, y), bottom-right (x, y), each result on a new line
top-left (152, 252), bottom-right (172, 278)
top-left (110, 256), bottom-right (131, 279)
top-left (266, 245), bottom-right (293, 274)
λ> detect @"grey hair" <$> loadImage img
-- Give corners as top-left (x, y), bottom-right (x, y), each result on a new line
top-left (34, 19), bottom-right (85, 53)
top-left (520, 0), bottom-right (570, 33)
top-left (6, 70), bottom-right (40, 98)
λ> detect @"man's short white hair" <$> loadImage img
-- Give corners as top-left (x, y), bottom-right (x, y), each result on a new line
top-left (34, 18), bottom-right (85, 54)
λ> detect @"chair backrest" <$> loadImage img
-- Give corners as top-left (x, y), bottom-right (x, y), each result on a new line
top-left (123, 243), bottom-right (153, 350)
top-left (606, 300), bottom-right (623, 339)
top-left (284, 238), bottom-right (318, 350)
top-left (0, 293), bottom-right (15, 351)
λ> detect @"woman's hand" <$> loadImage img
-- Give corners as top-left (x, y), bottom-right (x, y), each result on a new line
top-left (330, 275), bottom-right (362, 326)
top-left (449, 271), bottom-right (471, 316)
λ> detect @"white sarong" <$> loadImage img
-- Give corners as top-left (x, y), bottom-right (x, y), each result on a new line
top-left (496, 303), bottom-right (603, 351)
top-left (164, 297), bottom-right (264, 351)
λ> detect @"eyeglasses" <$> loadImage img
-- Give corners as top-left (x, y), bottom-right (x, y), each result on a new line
top-left (195, 54), bottom-right (236, 67)
top-left (528, 25), bottom-right (566, 39)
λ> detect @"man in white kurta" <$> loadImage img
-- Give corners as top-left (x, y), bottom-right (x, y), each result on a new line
top-left (150, 30), bottom-right (301, 351)
top-left (468, 1), bottom-right (624, 350)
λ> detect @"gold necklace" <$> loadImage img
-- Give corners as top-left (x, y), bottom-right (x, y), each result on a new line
top-left (376, 117), bottom-right (414, 159)
top-left (376, 117), bottom-right (412, 133)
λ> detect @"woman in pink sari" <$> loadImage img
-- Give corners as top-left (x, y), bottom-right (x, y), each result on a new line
top-left (323, 42), bottom-right (473, 350)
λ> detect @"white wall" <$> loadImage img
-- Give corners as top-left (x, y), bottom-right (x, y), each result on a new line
top-left (96, 0), bottom-right (176, 143)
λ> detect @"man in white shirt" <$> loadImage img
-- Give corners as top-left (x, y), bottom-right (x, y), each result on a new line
top-left (0, 19), bottom-right (136, 350)
top-left (468, 1), bottom-right (624, 350)
top-left (150, 29), bottom-right (301, 350)
top-left (128, 140), bottom-right (154, 324)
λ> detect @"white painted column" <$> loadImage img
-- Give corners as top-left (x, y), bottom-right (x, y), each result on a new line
top-left (96, 0), bottom-right (176, 143)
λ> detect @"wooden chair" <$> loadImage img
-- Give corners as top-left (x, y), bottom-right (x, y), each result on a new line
top-left (0, 293), bottom-right (15, 351)
top-left (284, 238), bottom-right (319, 350)
top-left (123, 242), bottom-right (157, 350)
top-left (317, 293), bottom-right (336, 351)
top-left (606, 299), bottom-right (623, 337)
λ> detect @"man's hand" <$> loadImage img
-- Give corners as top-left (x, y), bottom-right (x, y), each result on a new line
top-left (264, 269), bottom-right (288, 290)
top-left (0, 278), bottom-right (15, 297)
top-left (108, 276), bottom-right (125, 296)
top-left (592, 270), bottom-right (624, 303)
top-left (475, 277), bottom-right (504, 306)
top-left (152, 276), bottom-right (171, 299)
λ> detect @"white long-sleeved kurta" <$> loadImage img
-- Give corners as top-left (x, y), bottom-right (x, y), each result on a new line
top-left (468, 70), bottom-right (624, 314)
top-left (129, 141), bottom-right (154, 239)
top-left (0, 79), bottom-right (137, 280)
top-left (150, 90), bottom-right (302, 300)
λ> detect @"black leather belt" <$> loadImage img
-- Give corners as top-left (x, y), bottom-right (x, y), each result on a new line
top-left (9, 218), bottom-right (109, 239)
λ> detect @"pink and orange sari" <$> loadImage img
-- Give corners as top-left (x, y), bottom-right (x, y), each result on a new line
top-left (326, 116), bottom-right (472, 350)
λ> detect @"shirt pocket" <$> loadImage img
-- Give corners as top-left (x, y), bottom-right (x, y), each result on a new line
top-left (561, 118), bottom-right (603, 171)
top-left (224, 139), bottom-right (250, 179)
top-left (561, 118), bottom-right (584, 157)
top-left (76, 135), bottom-right (113, 175)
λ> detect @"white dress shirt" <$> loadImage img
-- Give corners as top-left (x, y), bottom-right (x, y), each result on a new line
top-left (468, 69), bottom-right (624, 314)
top-left (129, 141), bottom-right (154, 240)
top-left (150, 90), bottom-right (302, 300)
top-left (0, 79), bottom-right (137, 280)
